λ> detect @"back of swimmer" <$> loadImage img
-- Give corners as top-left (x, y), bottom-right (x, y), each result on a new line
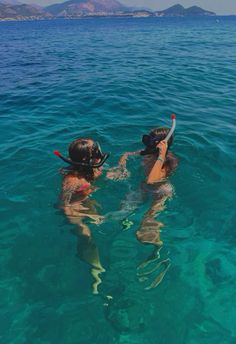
top-left (107, 115), bottom-right (178, 289)
top-left (54, 138), bottom-right (109, 294)
top-left (107, 115), bottom-right (178, 183)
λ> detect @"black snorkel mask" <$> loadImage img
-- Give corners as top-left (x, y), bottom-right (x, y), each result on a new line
top-left (142, 133), bottom-right (160, 147)
top-left (54, 142), bottom-right (110, 168)
top-left (141, 114), bottom-right (176, 156)
top-left (141, 134), bottom-right (161, 156)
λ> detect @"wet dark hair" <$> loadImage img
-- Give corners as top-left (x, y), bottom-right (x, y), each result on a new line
top-left (141, 127), bottom-right (177, 175)
top-left (67, 138), bottom-right (97, 181)
top-left (150, 127), bottom-right (173, 147)
top-left (69, 138), bottom-right (95, 163)
top-left (141, 127), bottom-right (174, 156)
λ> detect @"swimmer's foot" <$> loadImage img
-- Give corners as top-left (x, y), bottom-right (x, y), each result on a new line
top-left (137, 258), bottom-right (171, 290)
top-left (91, 266), bottom-right (106, 295)
top-left (137, 260), bottom-right (163, 277)
top-left (145, 259), bottom-right (171, 290)
top-left (137, 246), bottom-right (163, 272)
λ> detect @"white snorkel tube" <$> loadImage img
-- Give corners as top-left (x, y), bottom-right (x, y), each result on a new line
top-left (165, 114), bottom-right (176, 142)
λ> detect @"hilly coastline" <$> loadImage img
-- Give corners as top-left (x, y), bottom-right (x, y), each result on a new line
top-left (0, 1), bottom-right (216, 21)
top-left (155, 4), bottom-right (215, 17)
top-left (46, 0), bottom-right (128, 16)
top-left (0, 2), bottom-right (50, 19)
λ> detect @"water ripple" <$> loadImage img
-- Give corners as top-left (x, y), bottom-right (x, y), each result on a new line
top-left (0, 17), bottom-right (236, 343)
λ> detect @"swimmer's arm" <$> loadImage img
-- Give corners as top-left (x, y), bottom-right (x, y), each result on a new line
top-left (106, 151), bottom-right (140, 181)
top-left (147, 141), bottom-right (167, 184)
top-left (118, 151), bottom-right (140, 169)
top-left (146, 160), bottom-right (165, 184)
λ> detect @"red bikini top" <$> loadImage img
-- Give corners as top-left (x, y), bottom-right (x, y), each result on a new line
top-left (76, 183), bottom-right (91, 193)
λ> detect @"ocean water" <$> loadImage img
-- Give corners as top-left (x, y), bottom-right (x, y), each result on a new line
top-left (0, 16), bottom-right (236, 343)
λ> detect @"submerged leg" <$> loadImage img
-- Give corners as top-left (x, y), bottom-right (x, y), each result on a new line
top-left (137, 246), bottom-right (163, 272)
top-left (75, 223), bottom-right (105, 294)
top-left (136, 195), bottom-right (168, 246)
top-left (64, 202), bottom-right (105, 294)
top-left (136, 190), bottom-right (172, 289)
top-left (136, 216), bottom-right (164, 246)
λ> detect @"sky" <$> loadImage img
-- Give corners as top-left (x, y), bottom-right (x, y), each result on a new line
top-left (24, 0), bottom-right (236, 15)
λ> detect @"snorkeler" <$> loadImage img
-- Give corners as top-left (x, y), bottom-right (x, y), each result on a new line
top-left (107, 115), bottom-right (178, 289)
top-left (54, 138), bottom-right (109, 294)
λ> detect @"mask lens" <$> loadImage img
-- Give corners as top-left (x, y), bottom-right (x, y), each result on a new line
top-left (142, 134), bottom-right (159, 147)
top-left (92, 142), bottom-right (103, 159)
top-left (142, 135), bottom-right (151, 146)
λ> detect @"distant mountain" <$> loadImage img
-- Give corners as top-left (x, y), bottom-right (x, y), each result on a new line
top-left (45, 0), bottom-right (128, 16)
top-left (0, 1), bottom-right (216, 20)
top-left (157, 4), bottom-right (185, 16)
top-left (155, 4), bottom-right (215, 16)
top-left (0, 2), bottom-right (50, 19)
top-left (185, 6), bottom-right (215, 16)
top-left (45, 1), bottom-right (216, 18)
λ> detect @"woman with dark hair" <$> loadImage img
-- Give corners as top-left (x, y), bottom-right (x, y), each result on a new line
top-left (54, 138), bottom-right (109, 294)
top-left (107, 125), bottom-right (178, 289)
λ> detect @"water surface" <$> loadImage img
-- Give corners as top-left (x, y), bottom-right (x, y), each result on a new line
top-left (0, 16), bottom-right (236, 343)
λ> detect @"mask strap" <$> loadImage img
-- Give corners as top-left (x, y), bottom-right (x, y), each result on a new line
top-left (53, 150), bottom-right (110, 168)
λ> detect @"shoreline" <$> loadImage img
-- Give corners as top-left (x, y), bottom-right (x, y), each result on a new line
top-left (1, 14), bottom-right (235, 23)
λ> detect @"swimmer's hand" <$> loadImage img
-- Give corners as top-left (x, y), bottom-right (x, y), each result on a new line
top-left (156, 140), bottom-right (168, 159)
top-left (90, 215), bottom-right (105, 225)
top-left (106, 167), bottom-right (130, 181)
top-left (107, 151), bottom-right (138, 180)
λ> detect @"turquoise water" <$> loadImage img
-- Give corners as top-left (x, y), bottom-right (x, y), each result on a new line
top-left (1, 17), bottom-right (236, 343)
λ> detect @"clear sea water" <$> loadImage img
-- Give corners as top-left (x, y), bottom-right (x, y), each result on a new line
top-left (0, 16), bottom-right (236, 343)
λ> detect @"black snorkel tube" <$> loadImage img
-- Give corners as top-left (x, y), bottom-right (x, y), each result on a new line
top-left (53, 150), bottom-right (110, 168)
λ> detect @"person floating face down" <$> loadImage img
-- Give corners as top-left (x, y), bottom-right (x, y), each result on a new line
top-left (54, 138), bottom-right (109, 294)
top-left (107, 122), bottom-right (178, 289)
